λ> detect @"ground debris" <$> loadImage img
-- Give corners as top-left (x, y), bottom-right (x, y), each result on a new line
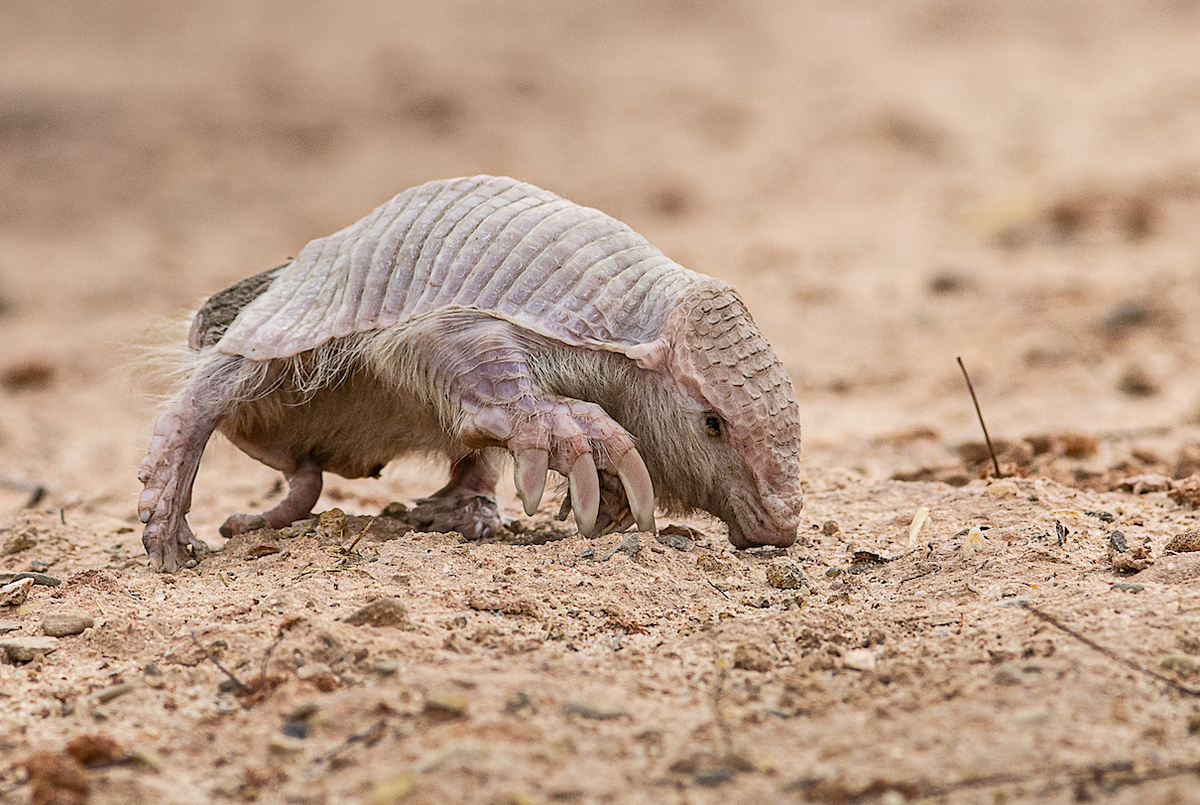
top-left (344, 597), bottom-right (409, 628)
top-left (1168, 476), bottom-right (1200, 508)
top-left (0, 635), bottom-right (59, 663)
top-left (467, 593), bottom-right (539, 618)
top-left (41, 611), bottom-right (94, 637)
top-left (1116, 474), bottom-right (1173, 494)
top-left (0, 576), bottom-right (35, 606)
top-left (733, 643), bottom-right (773, 672)
top-left (656, 526), bottom-right (696, 551)
top-left (19, 751), bottom-right (89, 805)
top-left (785, 776), bottom-right (919, 803)
top-left (1107, 529), bottom-right (1154, 573)
top-left (422, 690), bottom-right (469, 721)
top-left (598, 533), bottom-right (640, 561)
top-left (1166, 530), bottom-right (1200, 553)
top-left (766, 558), bottom-right (808, 589)
top-left (561, 696), bottom-right (628, 720)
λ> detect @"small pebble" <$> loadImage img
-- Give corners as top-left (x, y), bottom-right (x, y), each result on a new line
top-left (287, 702), bottom-right (320, 722)
top-left (821, 520), bottom-right (839, 537)
top-left (268, 735), bottom-right (307, 755)
top-left (733, 643), bottom-right (773, 673)
top-left (296, 663), bottom-right (340, 692)
top-left (694, 768), bottom-right (733, 787)
top-left (0, 572), bottom-right (62, 587)
top-left (1166, 530), bottom-right (1200, 553)
top-left (90, 682), bottom-right (134, 705)
top-left (505, 690), bottom-right (534, 715)
top-left (993, 662), bottom-right (1025, 686)
top-left (373, 659), bottom-right (400, 676)
top-left (41, 611), bottom-right (94, 637)
top-left (379, 502), bottom-right (409, 519)
top-left (1160, 655), bottom-right (1198, 678)
top-left (423, 691), bottom-right (470, 721)
top-left (655, 532), bottom-right (694, 552)
top-left (842, 649), bottom-right (877, 672)
top-left (561, 697), bottom-right (628, 720)
top-left (366, 773), bottom-right (413, 804)
top-left (0, 635), bottom-right (60, 663)
top-left (599, 534), bottom-right (640, 561)
top-left (278, 518), bottom-right (318, 538)
top-left (986, 480), bottom-right (1019, 498)
top-left (0, 577), bottom-right (34, 606)
top-left (962, 526), bottom-right (984, 559)
top-left (343, 597), bottom-right (408, 628)
top-left (766, 559), bottom-right (808, 590)
top-left (1109, 530), bottom-right (1127, 553)
top-left (1117, 365), bottom-right (1160, 397)
top-left (1111, 581), bottom-right (1144, 593)
top-left (281, 719), bottom-right (309, 739)
top-left (317, 508), bottom-right (347, 542)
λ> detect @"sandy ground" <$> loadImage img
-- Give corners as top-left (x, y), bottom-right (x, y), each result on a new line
top-left (4, 1), bottom-right (1200, 802)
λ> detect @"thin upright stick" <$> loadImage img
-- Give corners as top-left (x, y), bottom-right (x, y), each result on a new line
top-left (957, 356), bottom-right (1002, 478)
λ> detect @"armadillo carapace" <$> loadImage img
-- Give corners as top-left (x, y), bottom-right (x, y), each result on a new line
top-left (138, 175), bottom-right (802, 571)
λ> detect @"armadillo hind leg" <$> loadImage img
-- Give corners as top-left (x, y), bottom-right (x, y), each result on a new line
top-left (373, 313), bottom-right (656, 537)
top-left (407, 450), bottom-right (503, 540)
top-left (138, 383), bottom-right (224, 571)
top-left (218, 458), bottom-right (323, 538)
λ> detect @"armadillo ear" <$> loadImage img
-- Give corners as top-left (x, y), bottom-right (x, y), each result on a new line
top-left (625, 339), bottom-right (672, 372)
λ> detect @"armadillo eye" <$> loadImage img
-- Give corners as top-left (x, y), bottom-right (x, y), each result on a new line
top-left (704, 414), bottom-right (723, 438)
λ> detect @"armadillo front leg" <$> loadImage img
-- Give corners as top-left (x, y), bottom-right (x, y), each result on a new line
top-left (399, 315), bottom-right (656, 536)
top-left (407, 451), bottom-right (504, 540)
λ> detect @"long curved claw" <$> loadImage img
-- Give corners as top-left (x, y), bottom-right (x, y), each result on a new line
top-left (513, 449), bottom-right (549, 516)
top-left (567, 453), bottom-right (600, 537)
top-left (616, 449), bottom-right (656, 533)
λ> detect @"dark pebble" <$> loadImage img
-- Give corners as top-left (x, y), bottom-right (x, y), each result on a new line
top-left (655, 532), bottom-right (694, 551)
top-left (694, 769), bottom-right (733, 787)
top-left (281, 719), bottom-right (309, 739)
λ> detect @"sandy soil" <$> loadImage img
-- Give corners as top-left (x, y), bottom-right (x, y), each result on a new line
top-left (4, 1), bottom-right (1200, 802)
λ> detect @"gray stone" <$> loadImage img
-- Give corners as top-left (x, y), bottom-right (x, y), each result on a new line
top-left (599, 534), bottom-right (640, 561)
top-left (0, 635), bottom-right (59, 663)
top-left (41, 611), bottom-right (94, 637)
top-left (655, 532), bottom-right (695, 551)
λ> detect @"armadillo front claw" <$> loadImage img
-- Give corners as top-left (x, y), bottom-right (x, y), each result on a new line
top-left (513, 448), bottom-right (549, 517)
top-left (616, 449), bottom-right (656, 533)
top-left (567, 453), bottom-right (601, 537)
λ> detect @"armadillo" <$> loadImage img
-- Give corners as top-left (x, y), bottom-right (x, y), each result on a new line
top-left (138, 175), bottom-right (802, 571)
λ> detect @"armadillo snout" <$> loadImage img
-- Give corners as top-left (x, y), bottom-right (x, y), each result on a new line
top-left (723, 492), bottom-right (802, 549)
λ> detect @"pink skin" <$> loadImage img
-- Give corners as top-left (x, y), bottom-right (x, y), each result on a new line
top-left (218, 459), bottom-right (323, 538)
top-left (138, 316), bottom-right (658, 571)
top-left (137, 390), bottom-right (222, 570)
top-left (138, 178), bottom-right (803, 570)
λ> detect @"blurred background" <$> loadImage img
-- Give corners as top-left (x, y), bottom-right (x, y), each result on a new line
top-left (3, 0), bottom-right (1200, 514)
